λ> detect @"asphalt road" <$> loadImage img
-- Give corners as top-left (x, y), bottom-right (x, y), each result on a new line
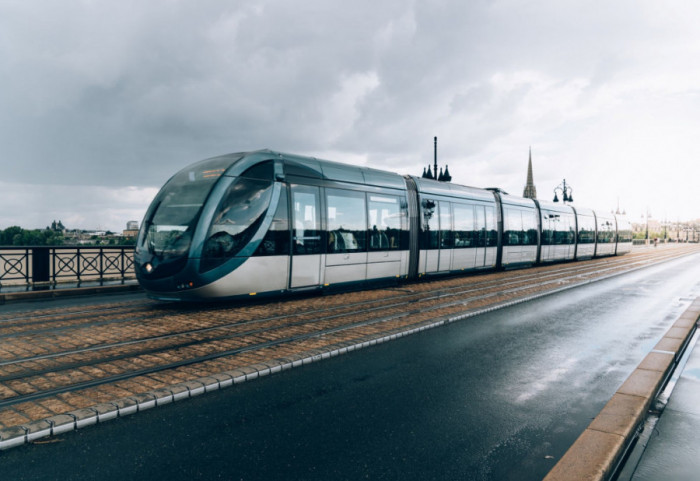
top-left (3, 253), bottom-right (700, 480)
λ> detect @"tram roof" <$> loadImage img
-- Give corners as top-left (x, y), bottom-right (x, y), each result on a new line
top-left (190, 150), bottom-right (535, 205)
top-left (498, 192), bottom-right (537, 209)
top-left (410, 176), bottom-right (497, 203)
top-left (536, 200), bottom-right (576, 215)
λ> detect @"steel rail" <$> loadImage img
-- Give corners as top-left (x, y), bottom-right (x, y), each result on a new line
top-left (0, 248), bottom-right (682, 338)
top-left (0, 248), bottom-right (692, 375)
top-left (0, 248), bottom-right (696, 409)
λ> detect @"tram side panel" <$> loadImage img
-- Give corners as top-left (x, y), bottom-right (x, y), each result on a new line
top-left (615, 214), bottom-right (633, 255)
top-left (184, 177), bottom-right (293, 299)
top-left (288, 167), bottom-right (411, 290)
top-left (538, 201), bottom-right (576, 263)
top-left (135, 149), bottom-right (633, 302)
top-left (574, 208), bottom-right (596, 260)
top-left (500, 195), bottom-right (538, 268)
top-left (414, 180), bottom-right (499, 277)
top-left (594, 210), bottom-right (617, 257)
top-left (324, 187), bottom-right (369, 285)
top-left (365, 191), bottom-right (407, 281)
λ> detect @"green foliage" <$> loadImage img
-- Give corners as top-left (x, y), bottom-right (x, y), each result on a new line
top-left (633, 230), bottom-right (667, 241)
top-left (0, 226), bottom-right (65, 246)
top-left (0, 224), bottom-right (137, 247)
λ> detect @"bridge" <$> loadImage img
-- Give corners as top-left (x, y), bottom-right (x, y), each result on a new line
top-left (1, 244), bottom-right (699, 479)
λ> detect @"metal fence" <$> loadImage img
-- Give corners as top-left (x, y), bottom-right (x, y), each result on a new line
top-left (0, 246), bottom-right (135, 290)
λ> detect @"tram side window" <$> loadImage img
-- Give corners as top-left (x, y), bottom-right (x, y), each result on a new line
top-left (368, 195), bottom-right (401, 251)
top-left (522, 209), bottom-right (538, 245)
top-left (254, 185), bottom-right (290, 256)
top-left (554, 215), bottom-right (567, 245)
top-left (399, 198), bottom-right (410, 249)
top-left (241, 160), bottom-right (274, 180)
top-left (578, 216), bottom-right (596, 243)
top-left (292, 186), bottom-right (322, 255)
top-left (421, 199), bottom-right (439, 249)
top-left (549, 213), bottom-right (575, 245)
top-left (485, 207), bottom-right (498, 246)
top-left (504, 209), bottom-right (523, 246)
top-left (475, 205), bottom-right (486, 248)
top-left (453, 204), bottom-right (475, 248)
top-left (327, 189), bottom-right (367, 253)
top-left (563, 214), bottom-right (576, 244)
top-left (201, 178), bottom-right (273, 263)
top-left (598, 221), bottom-right (614, 243)
top-left (439, 201), bottom-right (453, 248)
top-left (541, 213), bottom-right (555, 246)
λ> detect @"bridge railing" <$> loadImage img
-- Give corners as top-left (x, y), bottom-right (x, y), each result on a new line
top-left (0, 246), bottom-right (135, 290)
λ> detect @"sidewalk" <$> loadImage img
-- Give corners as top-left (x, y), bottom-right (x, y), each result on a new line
top-left (626, 330), bottom-right (700, 480)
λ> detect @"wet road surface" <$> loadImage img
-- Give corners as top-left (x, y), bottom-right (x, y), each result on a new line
top-left (2, 252), bottom-right (700, 480)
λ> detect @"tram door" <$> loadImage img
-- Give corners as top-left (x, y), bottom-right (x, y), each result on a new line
top-left (290, 185), bottom-right (322, 288)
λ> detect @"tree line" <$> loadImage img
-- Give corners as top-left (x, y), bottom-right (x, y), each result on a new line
top-left (0, 226), bottom-right (65, 246)
top-left (0, 221), bottom-right (136, 246)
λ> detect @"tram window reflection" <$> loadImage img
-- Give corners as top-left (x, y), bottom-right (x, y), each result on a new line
top-left (292, 186), bottom-right (321, 255)
top-left (327, 189), bottom-right (366, 253)
top-left (368, 195), bottom-right (401, 250)
top-left (255, 185), bottom-right (290, 256)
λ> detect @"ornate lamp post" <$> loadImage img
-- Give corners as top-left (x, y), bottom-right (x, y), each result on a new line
top-left (420, 136), bottom-right (451, 182)
top-left (645, 207), bottom-right (650, 243)
top-left (553, 179), bottom-right (573, 203)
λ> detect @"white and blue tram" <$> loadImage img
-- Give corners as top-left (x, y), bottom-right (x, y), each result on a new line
top-left (135, 150), bottom-right (633, 301)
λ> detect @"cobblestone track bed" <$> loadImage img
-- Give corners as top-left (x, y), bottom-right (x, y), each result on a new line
top-left (0, 247), bottom-right (694, 396)
top-left (0, 249), bottom-right (674, 349)
top-left (0, 247), bottom-right (667, 328)
top-left (0, 248), bottom-right (684, 385)
top-left (0, 247), bottom-right (681, 346)
top-left (0, 245), bottom-right (698, 444)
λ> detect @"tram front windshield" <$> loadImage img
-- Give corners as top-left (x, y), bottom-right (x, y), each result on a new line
top-left (139, 157), bottom-right (234, 258)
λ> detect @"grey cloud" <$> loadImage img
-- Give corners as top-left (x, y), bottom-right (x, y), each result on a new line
top-left (2, 0), bottom-right (700, 229)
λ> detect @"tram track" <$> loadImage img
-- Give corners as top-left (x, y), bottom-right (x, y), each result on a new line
top-left (0, 246), bottom-right (684, 362)
top-left (0, 245), bottom-right (698, 415)
top-left (0, 247), bottom-right (692, 366)
top-left (0, 245), bottom-right (682, 336)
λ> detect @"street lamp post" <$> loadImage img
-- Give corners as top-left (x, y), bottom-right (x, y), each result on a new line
top-left (553, 179), bottom-right (573, 204)
top-left (645, 207), bottom-right (650, 244)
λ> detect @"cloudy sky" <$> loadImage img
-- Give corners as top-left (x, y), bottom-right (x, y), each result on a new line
top-left (2, 1), bottom-right (700, 232)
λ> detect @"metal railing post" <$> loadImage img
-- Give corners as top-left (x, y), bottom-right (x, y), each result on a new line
top-left (32, 247), bottom-right (50, 284)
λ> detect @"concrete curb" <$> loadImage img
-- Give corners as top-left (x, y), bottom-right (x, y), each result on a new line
top-left (543, 298), bottom-right (700, 481)
top-left (0, 283), bottom-right (141, 304)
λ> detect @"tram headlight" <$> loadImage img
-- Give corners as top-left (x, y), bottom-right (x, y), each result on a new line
top-left (144, 262), bottom-right (153, 273)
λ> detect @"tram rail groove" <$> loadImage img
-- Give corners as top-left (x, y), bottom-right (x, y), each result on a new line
top-left (0, 248), bottom-right (692, 379)
top-left (0, 247), bottom-right (688, 376)
top-left (0, 244), bottom-right (699, 450)
top-left (0, 248), bottom-right (696, 381)
top-left (0, 269), bottom-right (594, 387)
top-left (0, 247), bottom-right (684, 341)
top-left (0, 246), bottom-right (664, 326)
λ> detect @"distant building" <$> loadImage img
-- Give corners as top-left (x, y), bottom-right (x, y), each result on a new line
top-left (523, 147), bottom-right (537, 199)
top-left (123, 220), bottom-right (139, 238)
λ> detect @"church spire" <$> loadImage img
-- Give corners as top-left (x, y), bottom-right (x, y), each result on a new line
top-left (523, 147), bottom-right (537, 199)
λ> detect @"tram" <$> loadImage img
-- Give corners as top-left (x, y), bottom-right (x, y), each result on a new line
top-left (135, 150), bottom-right (633, 301)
